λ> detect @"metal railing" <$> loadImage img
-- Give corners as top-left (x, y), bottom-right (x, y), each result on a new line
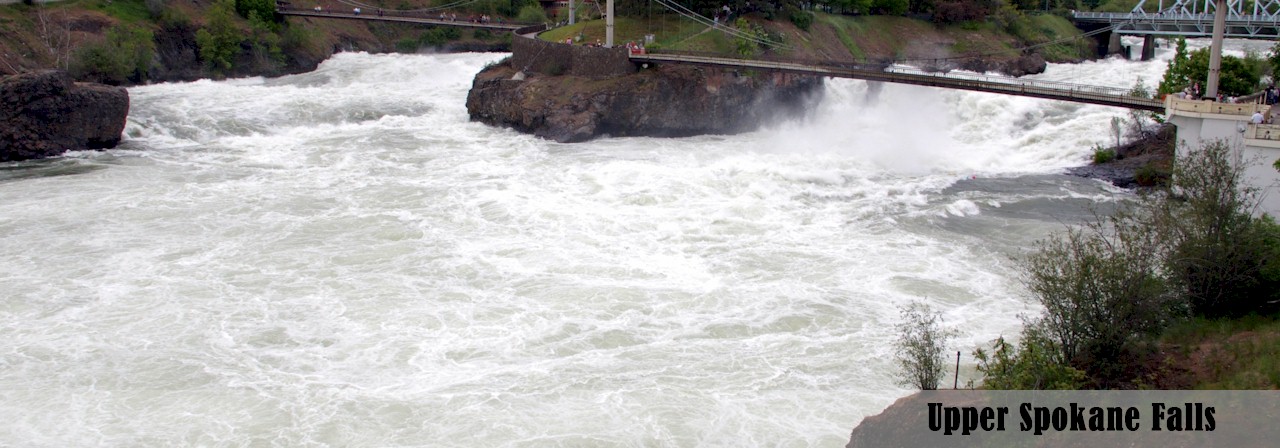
top-left (1246, 123), bottom-right (1280, 141)
top-left (1165, 96), bottom-right (1270, 115)
top-left (635, 50), bottom-right (1160, 110)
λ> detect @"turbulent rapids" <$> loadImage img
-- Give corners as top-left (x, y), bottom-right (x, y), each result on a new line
top-left (0, 39), bottom-right (1270, 446)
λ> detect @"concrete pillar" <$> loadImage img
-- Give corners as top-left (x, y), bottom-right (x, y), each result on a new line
top-left (569, 0), bottom-right (574, 25)
top-left (1096, 31), bottom-right (1123, 57)
top-left (1141, 34), bottom-right (1157, 61)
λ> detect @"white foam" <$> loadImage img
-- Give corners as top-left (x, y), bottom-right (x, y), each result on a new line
top-left (0, 39), bottom-right (1235, 444)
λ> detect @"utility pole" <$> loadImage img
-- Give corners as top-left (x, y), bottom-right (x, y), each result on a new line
top-left (569, 0), bottom-right (575, 25)
top-left (1206, 0), bottom-right (1228, 99)
top-left (606, 0), bottom-right (615, 47)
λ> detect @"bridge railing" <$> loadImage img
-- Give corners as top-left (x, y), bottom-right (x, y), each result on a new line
top-left (1246, 123), bottom-right (1280, 141)
top-left (1165, 96), bottom-right (1269, 116)
top-left (1074, 11), bottom-right (1280, 23)
top-left (881, 65), bottom-right (1136, 97)
top-left (277, 5), bottom-right (537, 27)
top-left (646, 49), bottom-right (895, 71)
top-left (645, 50), bottom-right (1137, 98)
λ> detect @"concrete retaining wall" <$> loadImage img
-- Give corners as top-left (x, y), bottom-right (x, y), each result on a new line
top-left (510, 26), bottom-right (635, 77)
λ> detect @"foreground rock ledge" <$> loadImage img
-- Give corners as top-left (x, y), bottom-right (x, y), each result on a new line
top-left (1, 70), bottom-right (130, 162)
top-left (466, 59), bottom-right (824, 143)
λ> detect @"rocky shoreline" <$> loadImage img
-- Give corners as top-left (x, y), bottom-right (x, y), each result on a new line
top-left (1066, 123), bottom-right (1175, 189)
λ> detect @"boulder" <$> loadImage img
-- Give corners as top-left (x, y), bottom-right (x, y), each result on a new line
top-left (1, 70), bottom-right (129, 162)
top-left (466, 61), bottom-right (824, 143)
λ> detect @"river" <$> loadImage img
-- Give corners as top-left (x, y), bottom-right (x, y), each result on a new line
top-left (0, 38), bottom-right (1267, 446)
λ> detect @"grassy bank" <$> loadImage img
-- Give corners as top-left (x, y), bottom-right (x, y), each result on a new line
top-left (539, 11), bottom-right (1093, 66)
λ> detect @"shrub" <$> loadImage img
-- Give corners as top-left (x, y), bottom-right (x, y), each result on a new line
top-left (196, 0), bottom-right (241, 73)
top-left (973, 332), bottom-right (1087, 390)
top-left (395, 38), bottom-right (419, 53)
top-left (872, 0), bottom-right (910, 15)
top-left (1134, 162), bottom-right (1169, 187)
top-left (247, 11), bottom-right (283, 73)
top-left (235, 0), bottom-right (278, 24)
top-left (1021, 206), bottom-right (1176, 386)
top-left (1156, 140), bottom-right (1280, 317)
top-left (893, 302), bottom-right (958, 390)
top-left (516, 4), bottom-right (547, 23)
top-left (789, 9), bottom-right (813, 31)
top-left (1093, 146), bottom-right (1116, 164)
top-left (70, 25), bottom-right (155, 85)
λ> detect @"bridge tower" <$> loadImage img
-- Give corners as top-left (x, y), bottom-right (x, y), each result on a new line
top-left (1206, 0), bottom-right (1228, 98)
top-left (606, 0), bottom-right (614, 47)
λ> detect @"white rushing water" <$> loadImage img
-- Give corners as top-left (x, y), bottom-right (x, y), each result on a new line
top-left (0, 38), bottom-right (1243, 446)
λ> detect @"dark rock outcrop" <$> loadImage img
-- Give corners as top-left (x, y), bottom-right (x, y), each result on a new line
top-left (959, 53), bottom-right (1047, 77)
top-left (466, 60), bottom-right (824, 143)
top-left (1, 70), bottom-right (129, 162)
top-left (1067, 123), bottom-right (1175, 188)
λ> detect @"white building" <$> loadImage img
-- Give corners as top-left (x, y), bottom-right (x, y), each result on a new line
top-left (1164, 96), bottom-right (1280, 217)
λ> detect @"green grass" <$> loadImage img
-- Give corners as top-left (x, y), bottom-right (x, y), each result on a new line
top-left (538, 15), bottom-right (734, 53)
top-left (87, 0), bottom-right (152, 24)
top-left (1094, 0), bottom-right (1144, 13)
top-left (817, 13), bottom-right (864, 60)
top-left (1162, 316), bottom-right (1280, 389)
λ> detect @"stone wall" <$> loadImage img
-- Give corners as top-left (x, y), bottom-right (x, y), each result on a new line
top-left (509, 26), bottom-right (635, 77)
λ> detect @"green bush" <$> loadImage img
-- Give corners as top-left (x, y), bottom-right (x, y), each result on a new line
top-left (395, 38), bottom-right (419, 53)
top-left (247, 11), bottom-right (283, 73)
top-left (1156, 141), bottom-right (1280, 317)
top-left (973, 333), bottom-right (1087, 390)
top-left (1134, 162), bottom-right (1169, 187)
top-left (196, 0), bottom-right (242, 74)
top-left (1021, 204), bottom-right (1176, 387)
top-left (70, 25), bottom-right (156, 85)
top-left (516, 4), bottom-right (547, 23)
top-left (235, 0), bottom-right (278, 25)
top-left (1093, 146), bottom-right (1116, 164)
top-left (789, 9), bottom-right (813, 31)
top-left (893, 302), bottom-right (958, 390)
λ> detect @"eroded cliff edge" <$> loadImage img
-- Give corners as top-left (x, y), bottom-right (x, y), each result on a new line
top-left (1, 70), bottom-right (129, 162)
top-left (465, 57), bottom-right (824, 143)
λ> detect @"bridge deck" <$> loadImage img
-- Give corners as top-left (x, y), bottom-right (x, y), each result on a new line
top-left (631, 53), bottom-right (1164, 111)
top-left (277, 7), bottom-right (526, 31)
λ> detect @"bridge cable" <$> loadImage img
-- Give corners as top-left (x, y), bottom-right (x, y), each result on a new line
top-left (649, 0), bottom-right (789, 49)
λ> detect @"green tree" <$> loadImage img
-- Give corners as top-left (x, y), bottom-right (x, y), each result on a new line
top-left (196, 0), bottom-right (242, 74)
top-left (1159, 38), bottom-right (1263, 97)
top-left (247, 11), bottom-right (283, 73)
top-left (235, 0), bottom-right (278, 24)
top-left (872, 0), bottom-right (911, 14)
top-left (893, 302), bottom-right (958, 390)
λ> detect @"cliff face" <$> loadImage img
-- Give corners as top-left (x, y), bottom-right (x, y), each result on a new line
top-left (466, 60), bottom-right (824, 143)
top-left (0, 70), bottom-right (129, 162)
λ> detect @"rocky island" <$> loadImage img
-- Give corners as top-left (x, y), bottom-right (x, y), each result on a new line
top-left (466, 47), bottom-right (823, 142)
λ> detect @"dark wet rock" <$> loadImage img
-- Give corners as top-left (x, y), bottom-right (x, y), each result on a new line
top-left (466, 59), bottom-right (824, 143)
top-left (1, 70), bottom-right (129, 162)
